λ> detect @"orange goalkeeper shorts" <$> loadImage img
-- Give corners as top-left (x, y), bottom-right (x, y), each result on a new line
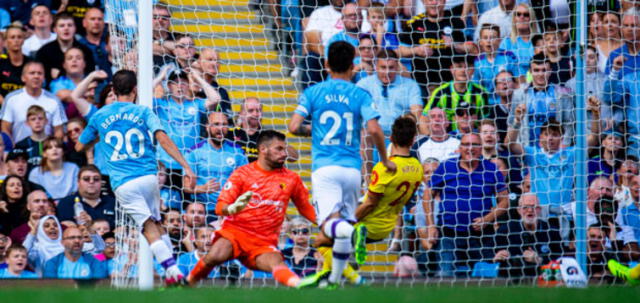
top-left (212, 227), bottom-right (281, 270)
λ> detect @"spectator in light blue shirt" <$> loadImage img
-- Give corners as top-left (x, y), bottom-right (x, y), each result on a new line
top-left (507, 117), bottom-right (579, 212)
top-left (498, 3), bottom-right (539, 76)
top-left (185, 112), bottom-right (247, 214)
top-left (158, 162), bottom-right (182, 211)
top-left (151, 68), bottom-right (222, 193)
top-left (474, 24), bottom-right (523, 94)
top-left (43, 226), bottom-right (108, 279)
top-left (48, 47), bottom-right (87, 118)
top-left (0, 245), bottom-right (39, 279)
top-left (178, 227), bottom-right (216, 278)
top-left (323, 2), bottom-right (362, 58)
top-left (356, 49), bottom-right (422, 137)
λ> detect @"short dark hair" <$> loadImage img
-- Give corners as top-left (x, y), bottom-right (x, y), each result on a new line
top-left (31, 4), bottom-right (51, 15)
top-left (479, 23), bottom-right (501, 37)
top-left (494, 70), bottom-right (515, 85)
top-left (112, 70), bottom-right (137, 96)
top-left (153, 2), bottom-right (171, 14)
top-left (391, 116), bottom-right (417, 148)
top-left (53, 12), bottom-right (75, 28)
top-left (358, 33), bottom-right (374, 42)
top-left (161, 208), bottom-right (181, 222)
top-left (531, 33), bottom-right (544, 47)
top-left (543, 21), bottom-right (559, 34)
top-left (530, 53), bottom-right (550, 66)
top-left (22, 61), bottom-right (44, 77)
top-left (540, 118), bottom-right (562, 135)
top-left (257, 129), bottom-right (286, 148)
top-left (102, 232), bottom-right (115, 241)
top-left (6, 244), bottom-right (27, 257)
top-left (376, 49), bottom-right (398, 61)
top-left (98, 83), bottom-right (113, 108)
top-left (78, 164), bottom-right (101, 179)
top-left (173, 32), bottom-right (193, 42)
top-left (480, 119), bottom-right (497, 129)
top-left (451, 54), bottom-right (475, 66)
top-left (327, 41), bottom-right (355, 73)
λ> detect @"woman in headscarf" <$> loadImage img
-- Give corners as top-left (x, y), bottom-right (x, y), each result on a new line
top-left (23, 215), bottom-right (64, 272)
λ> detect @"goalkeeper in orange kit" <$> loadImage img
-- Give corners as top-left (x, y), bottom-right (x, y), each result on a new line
top-left (186, 130), bottom-right (316, 287)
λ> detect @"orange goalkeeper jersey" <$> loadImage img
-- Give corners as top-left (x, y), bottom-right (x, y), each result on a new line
top-left (216, 161), bottom-right (316, 243)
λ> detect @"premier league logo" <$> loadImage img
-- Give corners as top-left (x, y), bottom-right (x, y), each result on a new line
top-left (566, 266), bottom-right (579, 275)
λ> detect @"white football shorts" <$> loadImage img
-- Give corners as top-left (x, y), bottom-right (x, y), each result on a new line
top-left (311, 166), bottom-right (361, 225)
top-left (114, 175), bottom-right (161, 228)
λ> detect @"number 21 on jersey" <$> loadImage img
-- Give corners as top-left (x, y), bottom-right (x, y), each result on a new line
top-left (320, 110), bottom-right (354, 146)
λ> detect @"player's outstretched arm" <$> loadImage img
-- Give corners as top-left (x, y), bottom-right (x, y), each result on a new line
top-left (288, 113), bottom-right (311, 137)
top-left (355, 192), bottom-right (382, 221)
top-left (291, 177), bottom-right (316, 224)
top-left (220, 191), bottom-right (253, 216)
top-left (75, 138), bottom-right (98, 152)
top-left (155, 130), bottom-right (196, 191)
top-left (366, 119), bottom-right (396, 173)
top-left (72, 70), bottom-right (108, 117)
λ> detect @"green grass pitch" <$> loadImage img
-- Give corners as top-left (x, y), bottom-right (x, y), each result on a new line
top-left (1, 286), bottom-right (638, 303)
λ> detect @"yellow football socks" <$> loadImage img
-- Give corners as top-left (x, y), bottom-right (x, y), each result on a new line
top-left (630, 264), bottom-right (640, 280)
top-left (318, 246), bottom-right (361, 284)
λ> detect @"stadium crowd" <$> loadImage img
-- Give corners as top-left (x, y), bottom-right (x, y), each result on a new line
top-left (0, 0), bottom-right (639, 284)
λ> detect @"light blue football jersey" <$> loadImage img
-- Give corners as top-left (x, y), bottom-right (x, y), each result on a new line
top-left (153, 97), bottom-right (207, 169)
top-left (79, 102), bottom-right (165, 190)
top-left (186, 140), bottom-right (248, 211)
top-left (85, 104), bottom-right (106, 173)
top-left (294, 79), bottom-right (380, 171)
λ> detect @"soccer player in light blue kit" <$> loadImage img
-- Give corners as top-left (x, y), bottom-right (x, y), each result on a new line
top-left (76, 70), bottom-right (197, 286)
top-left (288, 41), bottom-right (395, 288)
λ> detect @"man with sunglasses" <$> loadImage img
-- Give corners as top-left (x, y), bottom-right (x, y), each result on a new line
top-left (56, 165), bottom-right (116, 229)
top-left (493, 193), bottom-right (562, 278)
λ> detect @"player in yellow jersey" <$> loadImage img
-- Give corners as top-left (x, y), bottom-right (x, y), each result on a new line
top-left (305, 116), bottom-right (423, 287)
top-left (353, 116), bottom-right (423, 264)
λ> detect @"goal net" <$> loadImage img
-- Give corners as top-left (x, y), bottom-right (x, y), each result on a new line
top-left (105, 0), bottom-right (640, 288)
